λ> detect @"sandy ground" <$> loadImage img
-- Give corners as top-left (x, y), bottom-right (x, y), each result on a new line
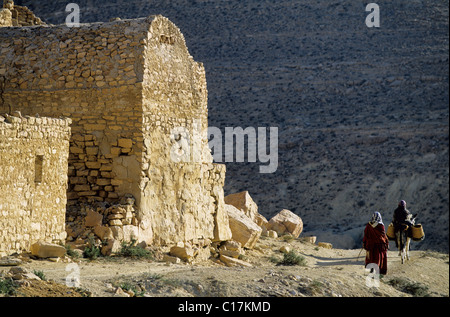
top-left (2, 236), bottom-right (448, 299)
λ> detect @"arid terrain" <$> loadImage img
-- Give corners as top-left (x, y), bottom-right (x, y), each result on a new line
top-left (1, 0), bottom-right (447, 304)
top-left (16, 0), bottom-right (449, 252)
top-left (1, 235), bottom-right (448, 299)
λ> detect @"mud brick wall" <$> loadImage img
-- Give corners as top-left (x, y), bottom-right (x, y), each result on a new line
top-left (0, 114), bottom-right (71, 256)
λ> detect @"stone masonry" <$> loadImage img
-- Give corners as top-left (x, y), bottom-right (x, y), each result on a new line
top-left (0, 0), bottom-right (45, 27)
top-left (0, 9), bottom-right (232, 248)
top-left (0, 113), bottom-right (71, 256)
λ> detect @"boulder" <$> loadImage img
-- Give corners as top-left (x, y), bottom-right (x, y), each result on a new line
top-left (30, 241), bottom-right (66, 258)
top-left (219, 254), bottom-right (252, 267)
top-left (212, 185), bottom-right (233, 242)
top-left (300, 236), bottom-right (317, 244)
top-left (225, 204), bottom-right (262, 249)
top-left (163, 254), bottom-right (181, 264)
top-left (169, 244), bottom-right (197, 262)
top-left (94, 225), bottom-right (113, 240)
top-left (84, 209), bottom-right (103, 227)
top-left (318, 242), bottom-right (333, 249)
top-left (268, 209), bottom-right (303, 238)
top-left (10, 267), bottom-right (41, 281)
top-left (279, 245), bottom-right (291, 254)
top-left (101, 239), bottom-right (122, 256)
top-left (221, 240), bottom-right (241, 251)
top-left (224, 191), bottom-right (268, 231)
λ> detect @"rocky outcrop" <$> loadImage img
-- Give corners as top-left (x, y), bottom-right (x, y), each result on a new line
top-left (268, 209), bottom-right (303, 238)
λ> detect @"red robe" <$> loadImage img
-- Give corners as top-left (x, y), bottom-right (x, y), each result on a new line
top-left (363, 223), bottom-right (389, 275)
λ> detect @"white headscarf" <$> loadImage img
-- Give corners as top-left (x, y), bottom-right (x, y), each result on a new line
top-left (370, 211), bottom-right (384, 228)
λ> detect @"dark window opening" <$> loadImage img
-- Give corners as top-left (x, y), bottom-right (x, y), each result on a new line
top-left (35, 155), bottom-right (44, 184)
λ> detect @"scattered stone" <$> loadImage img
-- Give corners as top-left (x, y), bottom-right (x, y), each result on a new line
top-left (169, 245), bottom-right (196, 262)
top-left (219, 254), bottom-right (252, 267)
top-left (225, 204), bottom-right (262, 249)
top-left (114, 287), bottom-right (131, 297)
top-left (279, 245), bottom-right (291, 254)
top-left (101, 239), bottom-right (122, 256)
top-left (30, 241), bottom-right (66, 259)
top-left (8, 267), bottom-right (41, 281)
top-left (222, 240), bottom-right (241, 251)
top-left (163, 254), bottom-right (181, 264)
top-left (84, 209), bottom-right (103, 227)
top-left (224, 191), bottom-right (268, 231)
top-left (268, 209), bottom-right (303, 238)
top-left (300, 236), bottom-right (317, 244)
top-left (0, 256), bottom-right (22, 266)
top-left (219, 248), bottom-right (241, 259)
top-left (318, 242), bottom-right (333, 249)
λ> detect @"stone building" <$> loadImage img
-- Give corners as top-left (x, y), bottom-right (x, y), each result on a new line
top-left (0, 0), bottom-right (44, 27)
top-left (0, 5), bottom-right (231, 248)
top-left (0, 113), bottom-right (71, 256)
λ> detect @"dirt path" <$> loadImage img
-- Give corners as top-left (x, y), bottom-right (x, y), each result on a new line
top-left (3, 236), bottom-right (447, 298)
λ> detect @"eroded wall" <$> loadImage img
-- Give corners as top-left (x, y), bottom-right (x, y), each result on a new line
top-left (140, 16), bottom-right (230, 245)
top-left (0, 114), bottom-right (71, 256)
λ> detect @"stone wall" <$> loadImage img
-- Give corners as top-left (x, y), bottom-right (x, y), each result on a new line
top-left (139, 16), bottom-right (230, 244)
top-left (0, 113), bottom-right (71, 256)
top-left (0, 15), bottom-right (231, 247)
top-left (0, 18), bottom-right (149, 208)
top-left (0, 0), bottom-right (45, 27)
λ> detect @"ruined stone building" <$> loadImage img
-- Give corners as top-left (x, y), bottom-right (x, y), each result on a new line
top-left (0, 114), bottom-right (71, 256)
top-left (0, 2), bottom-right (231, 255)
top-left (0, 0), bottom-right (44, 27)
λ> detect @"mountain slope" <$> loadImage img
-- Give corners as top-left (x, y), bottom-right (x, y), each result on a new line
top-left (15, 0), bottom-right (449, 251)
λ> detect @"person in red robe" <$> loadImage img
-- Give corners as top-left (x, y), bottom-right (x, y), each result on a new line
top-left (363, 212), bottom-right (389, 275)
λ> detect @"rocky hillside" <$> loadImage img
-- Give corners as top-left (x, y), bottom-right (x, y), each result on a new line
top-left (15, 0), bottom-right (449, 251)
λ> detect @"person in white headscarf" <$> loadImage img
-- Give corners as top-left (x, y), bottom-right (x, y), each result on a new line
top-left (363, 211), bottom-right (389, 275)
top-left (369, 211), bottom-right (384, 228)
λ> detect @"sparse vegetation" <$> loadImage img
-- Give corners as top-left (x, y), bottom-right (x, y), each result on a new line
top-left (33, 270), bottom-right (47, 281)
top-left (281, 234), bottom-right (294, 242)
top-left (118, 281), bottom-right (145, 297)
top-left (0, 277), bottom-right (18, 296)
top-left (386, 277), bottom-right (431, 297)
top-left (280, 250), bottom-right (307, 266)
top-left (83, 237), bottom-right (101, 260)
top-left (118, 239), bottom-right (153, 259)
top-left (65, 244), bottom-right (80, 258)
top-left (269, 250), bottom-right (308, 266)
